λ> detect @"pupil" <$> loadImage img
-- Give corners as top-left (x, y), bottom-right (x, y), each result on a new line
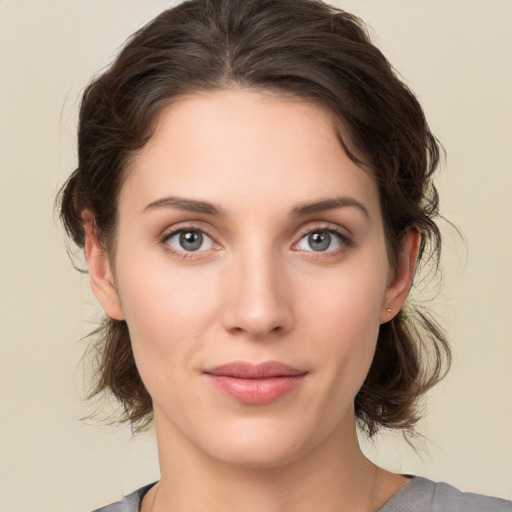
top-left (309, 231), bottom-right (331, 251)
top-left (180, 230), bottom-right (203, 251)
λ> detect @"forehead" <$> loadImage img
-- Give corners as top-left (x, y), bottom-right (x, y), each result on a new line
top-left (120, 89), bottom-right (381, 220)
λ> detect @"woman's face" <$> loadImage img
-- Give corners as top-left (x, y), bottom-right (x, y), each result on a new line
top-left (90, 89), bottom-right (414, 468)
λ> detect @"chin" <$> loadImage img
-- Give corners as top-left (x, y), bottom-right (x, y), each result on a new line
top-left (197, 415), bottom-right (328, 470)
top-left (210, 439), bottom-right (309, 470)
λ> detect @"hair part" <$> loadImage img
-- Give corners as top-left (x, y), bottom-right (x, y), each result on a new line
top-left (58, 0), bottom-right (450, 436)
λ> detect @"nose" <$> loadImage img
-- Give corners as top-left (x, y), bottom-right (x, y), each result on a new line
top-left (221, 248), bottom-right (294, 339)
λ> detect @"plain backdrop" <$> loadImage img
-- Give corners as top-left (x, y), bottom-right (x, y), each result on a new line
top-left (1, 1), bottom-right (511, 510)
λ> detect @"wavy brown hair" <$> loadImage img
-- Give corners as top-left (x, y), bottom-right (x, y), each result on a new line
top-left (58, 0), bottom-right (450, 436)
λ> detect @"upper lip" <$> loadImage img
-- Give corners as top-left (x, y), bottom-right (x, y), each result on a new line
top-left (203, 361), bottom-right (307, 379)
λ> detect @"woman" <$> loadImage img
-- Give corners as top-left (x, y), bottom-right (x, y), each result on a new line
top-left (58, 0), bottom-right (511, 510)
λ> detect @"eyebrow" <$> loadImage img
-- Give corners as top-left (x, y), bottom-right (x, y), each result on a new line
top-left (142, 194), bottom-right (369, 219)
top-left (143, 196), bottom-right (225, 216)
top-left (291, 196), bottom-right (370, 219)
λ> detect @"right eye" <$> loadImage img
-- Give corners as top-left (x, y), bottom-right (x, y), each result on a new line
top-left (164, 229), bottom-right (215, 253)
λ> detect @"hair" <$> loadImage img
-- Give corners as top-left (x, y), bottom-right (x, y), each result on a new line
top-left (58, 0), bottom-right (450, 436)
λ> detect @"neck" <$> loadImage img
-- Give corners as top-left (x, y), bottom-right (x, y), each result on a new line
top-left (146, 410), bottom-right (407, 512)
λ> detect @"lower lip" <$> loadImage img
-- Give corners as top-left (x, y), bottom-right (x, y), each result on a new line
top-left (205, 374), bottom-right (306, 405)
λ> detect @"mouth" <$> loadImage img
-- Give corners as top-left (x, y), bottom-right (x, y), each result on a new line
top-left (203, 361), bottom-right (308, 405)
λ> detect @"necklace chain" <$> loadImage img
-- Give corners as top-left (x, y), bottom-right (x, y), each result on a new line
top-left (150, 482), bottom-right (159, 512)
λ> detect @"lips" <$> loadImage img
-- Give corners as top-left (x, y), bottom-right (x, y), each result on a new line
top-left (203, 361), bottom-right (307, 405)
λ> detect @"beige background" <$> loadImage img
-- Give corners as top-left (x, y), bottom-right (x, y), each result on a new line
top-left (1, 0), bottom-right (511, 510)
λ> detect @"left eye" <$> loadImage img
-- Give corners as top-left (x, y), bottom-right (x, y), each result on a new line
top-left (165, 229), bottom-right (214, 252)
top-left (297, 229), bottom-right (344, 252)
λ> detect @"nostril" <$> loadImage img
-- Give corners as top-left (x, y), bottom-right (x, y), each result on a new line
top-left (227, 320), bottom-right (286, 339)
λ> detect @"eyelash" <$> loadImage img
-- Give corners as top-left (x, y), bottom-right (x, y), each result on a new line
top-left (160, 224), bottom-right (218, 260)
top-left (159, 224), bottom-right (353, 259)
top-left (294, 225), bottom-right (353, 257)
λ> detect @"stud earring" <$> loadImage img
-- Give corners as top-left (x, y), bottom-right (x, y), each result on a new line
top-left (386, 305), bottom-right (392, 313)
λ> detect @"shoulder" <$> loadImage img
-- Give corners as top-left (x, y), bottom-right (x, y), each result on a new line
top-left (379, 476), bottom-right (512, 512)
top-left (91, 483), bottom-right (156, 512)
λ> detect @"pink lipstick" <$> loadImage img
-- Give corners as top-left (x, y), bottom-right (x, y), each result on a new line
top-left (203, 361), bottom-right (307, 405)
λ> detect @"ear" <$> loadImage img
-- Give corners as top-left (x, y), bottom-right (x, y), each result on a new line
top-left (83, 215), bottom-right (125, 321)
top-left (379, 227), bottom-right (421, 324)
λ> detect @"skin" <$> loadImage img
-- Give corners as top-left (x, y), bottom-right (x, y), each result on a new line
top-left (85, 89), bottom-right (420, 512)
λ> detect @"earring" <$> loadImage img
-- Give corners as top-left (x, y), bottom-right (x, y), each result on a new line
top-left (386, 305), bottom-right (392, 313)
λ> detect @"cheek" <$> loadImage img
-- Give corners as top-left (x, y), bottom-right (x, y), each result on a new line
top-left (303, 258), bottom-right (388, 336)
top-left (114, 253), bottom-right (221, 385)
top-left (317, 291), bottom-right (380, 382)
top-left (299, 257), bottom-right (389, 383)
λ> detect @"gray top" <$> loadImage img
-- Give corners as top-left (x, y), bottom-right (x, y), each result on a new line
top-left (376, 477), bottom-right (511, 512)
top-left (93, 477), bottom-right (512, 512)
